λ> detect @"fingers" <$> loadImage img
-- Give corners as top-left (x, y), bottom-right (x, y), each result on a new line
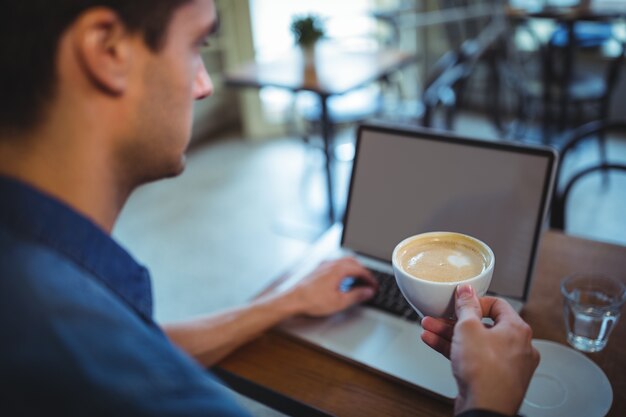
top-left (455, 284), bottom-right (482, 323)
top-left (421, 317), bottom-right (455, 359)
top-left (478, 296), bottom-right (522, 325)
top-left (531, 346), bottom-right (541, 370)
top-left (322, 258), bottom-right (377, 307)
top-left (421, 316), bottom-right (455, 342)
top-left (324, 257), bottom-right (379, 289)
top-left (342, 286), bottom-right (376, 306)
top-left (343, 259), bottom-right (378, 289)
top-left (421, 330), bottom-right (451, 359)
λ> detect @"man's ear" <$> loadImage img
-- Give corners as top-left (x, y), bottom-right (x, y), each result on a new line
top-left (71, 8), bottom-right (136, 95)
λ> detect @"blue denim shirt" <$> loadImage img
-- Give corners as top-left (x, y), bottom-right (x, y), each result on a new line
top-left (0, 176), bottom-right (247, 416)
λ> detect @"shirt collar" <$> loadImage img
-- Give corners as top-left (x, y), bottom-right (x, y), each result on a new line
top-left (0, 176), bottom-right (153, 321)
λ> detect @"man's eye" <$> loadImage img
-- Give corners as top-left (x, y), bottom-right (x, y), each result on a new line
top-left (199, 39), bottom-right (211, 48)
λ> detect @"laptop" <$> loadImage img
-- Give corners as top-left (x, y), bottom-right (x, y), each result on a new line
top-left (273, 123), bottom-right (558, 400)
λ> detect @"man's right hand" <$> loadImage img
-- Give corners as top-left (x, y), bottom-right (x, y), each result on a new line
top-left (283, 257), bottom-right (378, 317)
top-left (421, 284), bottom-right (540, 416)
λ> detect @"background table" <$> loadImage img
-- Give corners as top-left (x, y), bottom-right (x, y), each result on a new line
top-left (217, 230), bottom-right (626, 416)
top-left (224, 46), bottom-right (416, 225)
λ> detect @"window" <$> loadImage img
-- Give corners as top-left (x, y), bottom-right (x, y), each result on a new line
top-left (249, 0), bottom-right (375, 120)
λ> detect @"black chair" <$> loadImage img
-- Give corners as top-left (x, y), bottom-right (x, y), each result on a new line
top-left (421, 19), bottom-right (506, 131)
top-left (296, 41), bottom-right (466, 144)
top-left (550, 121), bottom-right (626, 231)
top-left (496, 20), bottom-right (549, 139)
top-left (420, 53), bottom-right (470, 130)
top-left (498, 18), bottom-right (626, 143)
top-left (547, 22), bottom-right (626, 137)
top-left (377, 45), bottom-right (470, 130)
top-left (440, 0), bottom-right (493, 50)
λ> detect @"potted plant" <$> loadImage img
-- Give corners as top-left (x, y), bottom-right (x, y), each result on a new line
top-left (290, 14), bottom-right (326, 68)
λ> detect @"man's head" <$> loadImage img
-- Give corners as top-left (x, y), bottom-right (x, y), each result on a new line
top-left (1, 0), bottom-right (216, 184)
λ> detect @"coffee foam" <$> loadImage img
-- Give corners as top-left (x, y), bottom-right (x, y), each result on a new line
top-left (399, 237), bottom-right (487, 283)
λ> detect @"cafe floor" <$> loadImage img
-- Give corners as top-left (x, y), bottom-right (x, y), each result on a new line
top-left (113, 113), bottom-right (626, 324)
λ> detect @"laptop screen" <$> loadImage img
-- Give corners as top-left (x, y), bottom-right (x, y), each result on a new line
top-left (342, 124), bottom-right (556, 301)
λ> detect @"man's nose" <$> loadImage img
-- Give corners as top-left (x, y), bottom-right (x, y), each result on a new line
top-left (194, 60), bottom-right (213, 100)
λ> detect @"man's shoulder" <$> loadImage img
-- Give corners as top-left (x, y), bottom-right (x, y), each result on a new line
top-left (0, 226), bottom-right (103, 306)
top-left (0, 226), bottom-right (156, 360)
top-left (0, 225), bottom-right (143, 336)
top-left (0, 228), bottom-right (248, 416)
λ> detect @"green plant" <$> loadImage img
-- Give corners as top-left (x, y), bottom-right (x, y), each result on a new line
top-left (290, 14), bottom-right (325, 48)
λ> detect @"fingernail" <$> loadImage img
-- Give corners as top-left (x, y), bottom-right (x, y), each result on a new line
top-left (456, 284), bottom-right (474, 300)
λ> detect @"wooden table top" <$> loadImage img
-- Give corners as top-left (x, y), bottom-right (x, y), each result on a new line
top-left (218, 230), bottom-right (626, 416)
top-left (224, 43), bottom-right (416, 97)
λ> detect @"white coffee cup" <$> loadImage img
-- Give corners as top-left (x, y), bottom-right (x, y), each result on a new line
top-left (392, 231), bottom-right (495, 318)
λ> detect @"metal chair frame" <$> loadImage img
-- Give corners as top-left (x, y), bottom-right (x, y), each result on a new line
top-left (550, 121), bottom-right (626, 230)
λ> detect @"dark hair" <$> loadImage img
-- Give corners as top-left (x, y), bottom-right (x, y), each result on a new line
top-left (0, 0), bottom-right (192, 135)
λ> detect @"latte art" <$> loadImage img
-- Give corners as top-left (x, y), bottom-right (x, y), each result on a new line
top-left (393, 231), bottom-right (494, 317)
top-left (400, 239), bottom-right (487, 283)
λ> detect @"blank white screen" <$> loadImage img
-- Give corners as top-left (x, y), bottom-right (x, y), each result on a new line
top-left (343, 128), bottom-right (553, 299)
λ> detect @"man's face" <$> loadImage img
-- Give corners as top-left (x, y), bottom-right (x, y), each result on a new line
top-left (119, 0), bottom-right (216, 185)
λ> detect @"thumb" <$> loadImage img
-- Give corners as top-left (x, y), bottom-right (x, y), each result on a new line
top-left (455, 284), bottom-right (482, 322)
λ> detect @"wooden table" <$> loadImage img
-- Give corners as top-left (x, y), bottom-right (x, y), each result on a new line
top-left (217, 230), bottom-right (626, 417)
top-left (224, 45), bottom-right (416, 225)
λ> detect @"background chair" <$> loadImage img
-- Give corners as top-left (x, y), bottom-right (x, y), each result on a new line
top-left (547, 21), bottom-right (626, 134)
top-left (419, 19), bottom-right (506, 131)
top-left (373, 44), bottom-right (469, 130)
top-left (294, 7), bottom-right (506, 148)
top-left (497, 18), bottom-right (626, 144)
top-left (419, 51), bottom-right (471, 130)
top-left (440, 0), bottom-right (493, 50)
top-left (550, 121), bottom-right (626, 234)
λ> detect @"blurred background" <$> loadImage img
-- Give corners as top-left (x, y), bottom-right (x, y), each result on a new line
top-left (112, 0), bottom-right (626, 323)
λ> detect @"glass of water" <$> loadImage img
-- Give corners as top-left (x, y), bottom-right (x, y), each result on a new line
top-left (561, 274), bottom-right (626, 353)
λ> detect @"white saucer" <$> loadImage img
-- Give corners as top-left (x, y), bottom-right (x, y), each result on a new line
top-left (519, 339), bottom-right (612, 417)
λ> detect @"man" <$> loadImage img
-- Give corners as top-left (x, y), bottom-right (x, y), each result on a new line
top-left (0, 1), bottom-right (538, 416)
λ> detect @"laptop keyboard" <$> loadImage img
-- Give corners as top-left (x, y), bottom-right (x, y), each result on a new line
top-left (364, 269), bottom-right (420, 322)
